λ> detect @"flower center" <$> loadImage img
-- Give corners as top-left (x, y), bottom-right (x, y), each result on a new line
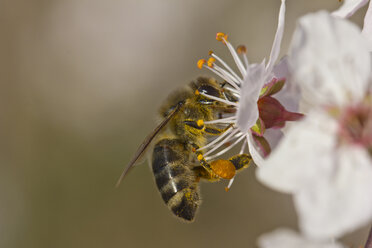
top-left (338, 99), bottom-right (372, 150)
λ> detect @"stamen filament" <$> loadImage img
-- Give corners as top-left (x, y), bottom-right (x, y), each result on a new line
top-left (223, 38), bottom-right (247, 78)
top-left (204, 116), bottom-right (236, 124)
top-left (223, 86), bottom-right (240, 95)
top-left (203, 65), bottom-right (240, 90)
top-left (213, 64), bottom-right (242, 90)
top-left (205, 133), bottom-right (246, 160)
top-left (242, 53), bottom-right (249, 69)
top-left (204, 128), bottom-right (240, 157)
top-left (226, 177), bottom-right (235, 191)
top-left (211, 53), bottom-right (242, 84)
top-left (239, 137), bottom-right (247, 154)
top-left (198, 127), bottom-right (235, 151)
top-left (199, 92), bottom-right (238, 106)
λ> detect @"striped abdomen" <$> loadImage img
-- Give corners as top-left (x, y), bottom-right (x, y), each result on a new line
top-left (152, 138), bottom-right (200, 222)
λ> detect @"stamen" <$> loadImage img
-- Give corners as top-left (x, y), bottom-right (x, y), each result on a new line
top-left (213, 64), bottom-right (241, 90)
top-left (198, 127), bottom-right (235, 151)
top-left (239, 136), bottom-right (248, 154)
top-left (237, 46), bottom-right (249, 69)
top-left (242, 53), bottom-right (249, 69)
top-left (204, 116), bottom-right (236, 124)
top-left (205, 132), bottom-right (246, 160)
top-left (225, 177), bottom-right (235, 192)
top-left (223, 86), bottom-right (240, 95)
top-left (216, 32), bottom-right (228, 43)
top-left (237, 45), bottom-right (246, 54)
top-left (197, 119), bottom-right (204, 127)
top-left (203, 64), bottom-right (238, 88)
top-left (210, 53), bottom-right (243, 84)
top-left (204, 128), bottom-right (240, 157)
top-left (207, 57), bottom-right (216, 67)
top-left (199, 92), bottom-right (238, 106)
top-left (197, 59), bottom-right (206, 69)
top-left (222, 36), bottom-right (247, 78)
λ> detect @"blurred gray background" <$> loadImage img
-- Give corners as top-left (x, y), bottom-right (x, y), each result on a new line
top-left (0, 0), bottom-right (370, 247)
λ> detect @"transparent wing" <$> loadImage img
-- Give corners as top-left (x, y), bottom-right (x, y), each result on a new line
top-left (115, 102), bottom-right (183, 187)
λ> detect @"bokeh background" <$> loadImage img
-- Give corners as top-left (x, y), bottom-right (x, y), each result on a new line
top-left (1, 0), bottom-right (370, 247)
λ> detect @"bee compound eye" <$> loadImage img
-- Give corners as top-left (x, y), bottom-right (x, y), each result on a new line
top-left (198, 85), bottom-right (221, 98)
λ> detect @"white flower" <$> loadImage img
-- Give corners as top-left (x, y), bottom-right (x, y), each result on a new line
top-left (258, 228), bottom-right (346, 248)
top-left (257, 11), bottom-right (372, 240)
top-left (332, 0), bottom-right (372, 48)
top-left (196, 0), bottom-right (302, 189)
top-left (332, 0), bottom-right (369, 18)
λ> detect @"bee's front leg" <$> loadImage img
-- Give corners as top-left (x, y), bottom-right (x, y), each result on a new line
top-left (183, 119), bottom-right (234, 136)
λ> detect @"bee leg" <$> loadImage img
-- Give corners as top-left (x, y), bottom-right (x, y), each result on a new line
top-left (203, 123), bottom-right (234, 136)
top-left (191, 145), bottom-right (236, 180)
top-left (190, 144), bottom-right (219, 177)
top-left (183, 119), bottom-right (204, 130)
top-left (192, 166), bottom-right (220, 182)
top-left (183, 120), bottom-right (234, 136)
top-left (221, 153), bottom-right (252, 192)
top-left (228, 153), bottom-right (252, 173)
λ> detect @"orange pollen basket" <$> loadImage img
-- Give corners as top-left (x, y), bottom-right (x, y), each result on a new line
top-left (210, 159), bottom-right (236, 179)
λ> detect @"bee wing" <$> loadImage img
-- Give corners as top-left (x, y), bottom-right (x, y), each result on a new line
top-left (115, 102), bottom-right (183, 187)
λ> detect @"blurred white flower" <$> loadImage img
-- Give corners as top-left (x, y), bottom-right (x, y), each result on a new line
top-left (258, 228), bottom-right (346, 248)
top-left (257, 11), bottom-right (372, 240)
top-left (196, 0), bottom-right (302, 189)
top-left (332, 0), bottom-right (372, 48)
top-left (332, 0), bottom-right (369, 18)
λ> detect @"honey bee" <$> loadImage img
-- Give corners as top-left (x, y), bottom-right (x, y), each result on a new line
top-left (117, 77), bottom-right (251, 222)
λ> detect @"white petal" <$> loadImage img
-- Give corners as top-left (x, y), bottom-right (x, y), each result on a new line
top-left (257, 111), bottom-right (338, 193)
top-left (272, 56), bottom-right (289, 79)
top-left (289, 11), bottom-right (371, 107)
top-left (295, 146), bottom-right (372, 240)
top-left (258, 228), bottom-right (346, 248)
top-left (247, 133), bottom-right (265, 167)
top-left (272, 57), bottom-right (301, 112)
top-left (263, 128), bottom-right (283, 151)
top-left (266, 0), bottom-right (286, 73)
top-left (237, 63), bottom-right (265, 133)
top-left (362, 1), bottom-right (372, 49)
top-left (332, 0), bottom-right (369, 18)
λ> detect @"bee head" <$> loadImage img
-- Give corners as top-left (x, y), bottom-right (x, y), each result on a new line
top-left (192, 77), bottom-right (224, 105)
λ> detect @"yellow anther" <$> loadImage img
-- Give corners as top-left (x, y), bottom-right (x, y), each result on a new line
top-left (208, 50), bottom-right (214, 56)
top-left (197, 154), bottom-right (203, 161)
top-left (237, 45), bottom-right (247, 54)
top-left (197, 59), bottom-right (206, 69)
top-left (216, 32), bottom-right (228, 43)
top-left (197, 119), bottom-right (204, 127)
top-left (195, 89), bottom-right (200, 95)
top-left (207, 57), bottom-right (215, 67)
top-left (224, 187), bottom-right (230, 192)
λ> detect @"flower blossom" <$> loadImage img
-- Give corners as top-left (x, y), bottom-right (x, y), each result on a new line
top-left (332, 0), bottom-right (372, 47)
top-left (257, 11), bottom-right (372, 240)
top-left (195, 0), bottom-right (302, 189)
